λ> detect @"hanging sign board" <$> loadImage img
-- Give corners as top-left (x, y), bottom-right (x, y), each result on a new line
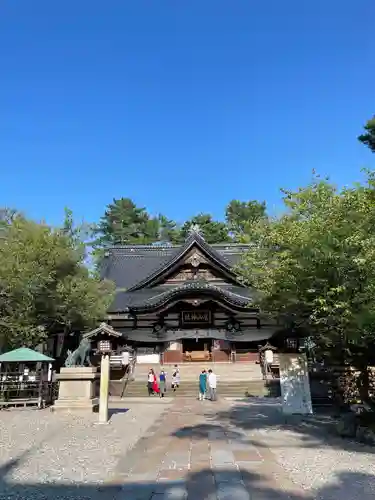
top-left (279, 353), bottom-right (313, 415)
top-left (181, 310), bottom-right (211, 325)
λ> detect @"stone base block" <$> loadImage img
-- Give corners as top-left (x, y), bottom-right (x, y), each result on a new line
top-left (54, 367), bottom-right (99, 412)
top-left (52, 397), bottom-right (99, 412)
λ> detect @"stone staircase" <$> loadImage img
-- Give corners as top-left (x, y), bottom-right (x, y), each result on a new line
top-left (110, 362), bottom-right (281, 398)
top-left (133, 362), bottom-right (264, 381)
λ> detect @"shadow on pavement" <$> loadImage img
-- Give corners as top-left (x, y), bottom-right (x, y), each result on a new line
top-left (108, 407), bottom-right (130, 419)
top-left (172, 398), bottom-right (375, 454)
top-left (217, 400), bottom-right (375, 453)
top-left (173, 422), bottom-right (245, 442)
top-left (1, 456), bottom-right (375, 500)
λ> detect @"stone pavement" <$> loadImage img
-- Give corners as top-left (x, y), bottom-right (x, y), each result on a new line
top-left (110, 398), bottom-right (308, 499)
top-left (0, 401), bottom-right (170, 499)
top-left (2, 397), bottom-right (375, 499)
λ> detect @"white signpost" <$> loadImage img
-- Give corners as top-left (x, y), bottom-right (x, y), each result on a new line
top-left (279, 353), bottom-right (313, 415)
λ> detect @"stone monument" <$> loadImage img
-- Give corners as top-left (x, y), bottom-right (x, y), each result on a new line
top-left (53, 338), bottom-right (99, 412)
top-left (53, 323), bottom-right (123, 413)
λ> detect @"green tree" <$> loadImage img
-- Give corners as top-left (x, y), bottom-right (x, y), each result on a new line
top-left (238, 171), bottom-right (375, 401)
top-left (157, 214), bottom-right (181, 243)
top-left (94, 197), bottom-right (181, 246)
top-left (225, 199), bottom-right (267, 240)
top-left (95, 198), bottom-right (152, 245)
top-left (358, 116), bottom-right (375, 153)
top-left (61, 207), bottom-right (91, 246)
top-left (179, 213), bottom-right (230, 244)
top-left (0, 215), bottom-right (114, 351)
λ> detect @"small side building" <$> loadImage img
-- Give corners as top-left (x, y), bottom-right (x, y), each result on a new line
top-left (0, 347), bottom-right (55, 408)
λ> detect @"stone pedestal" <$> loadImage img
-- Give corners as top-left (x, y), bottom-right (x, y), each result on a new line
top-left (53, 367), bottom-right (99, 412)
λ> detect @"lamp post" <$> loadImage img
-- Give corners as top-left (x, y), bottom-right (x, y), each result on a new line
top-left (97, 339), bottom-right (112, 424)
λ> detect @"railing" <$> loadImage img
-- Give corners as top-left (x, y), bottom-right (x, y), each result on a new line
top-left (127, 353), bottom-right (137, 379)
top-left (110, 354), bottom-right (125, 368)
top-left (119, 356), bottom-right (137, 398)
top-left (259, 353), bottom-right (280, 380)
top-left (108, 349), bottom-right (136, 379)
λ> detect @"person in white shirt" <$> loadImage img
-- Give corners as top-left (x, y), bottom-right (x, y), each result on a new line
top-left (171, 364), bottom-right (180, 392)
top-left (207, 369), bottom-right (217, 401)
top-left (147, 369), bottom-right (156, 396)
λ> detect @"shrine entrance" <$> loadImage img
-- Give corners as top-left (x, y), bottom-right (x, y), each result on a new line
top-left (182, 338), bottom-right (212, 353)
top-left (182, 338), bottom-right (213, 362)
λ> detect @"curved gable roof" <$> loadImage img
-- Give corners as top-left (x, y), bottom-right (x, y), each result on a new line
top-left (128, 232), bottom-right (243, 291)
top-left (108, 281), bottom-right (254, 313)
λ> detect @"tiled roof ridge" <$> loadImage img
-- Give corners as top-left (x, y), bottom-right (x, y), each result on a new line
top-left (130, 280), bottom-right (252, 311)
top-left (105, 242), bottom-right (251, 250)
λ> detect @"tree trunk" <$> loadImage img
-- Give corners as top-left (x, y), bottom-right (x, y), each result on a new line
top-left (55, 327), bottom-right (79, 372)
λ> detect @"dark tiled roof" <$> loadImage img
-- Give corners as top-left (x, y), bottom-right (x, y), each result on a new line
top-left (109, 287), bottom-right (166, 311)
top-left (102, 234), bottom-right (252, 314)
top-left (101, 246), bottom-right (175, 290)
top-left (101, 237), bottom-right (249, 290)
top-left (128, 232), bottom-right (242, 291)
top-left (108, 281), bottom-right (253, 313)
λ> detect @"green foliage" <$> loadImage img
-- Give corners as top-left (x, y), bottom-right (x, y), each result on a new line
top-left (95, 197), bottom-right (271, 248)
top-left (358, 116), bottom-right (375, 153)
top-left (238, 171), bottom-right (375, 391)
top-left (0, 213), bottom-right (114, 351)
top-left (95, 198), bottom-right (153, 245)
top-left (179, 213), bottom-right (231, 244)
top-left (157, 214), bottom-right (181, 243)
top-left (94, 197), bottom-right (180, 246)
top-left (225, 199), bottom-right (267, 240)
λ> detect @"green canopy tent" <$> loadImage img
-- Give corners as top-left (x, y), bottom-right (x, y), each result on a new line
top-left (0, 348), bottom-right (55, 409)
top-left (0, 347), bottom-right (54, 363)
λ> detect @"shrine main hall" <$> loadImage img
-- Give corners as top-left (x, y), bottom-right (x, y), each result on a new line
top-left (101, 230), bottom-right (279, 364)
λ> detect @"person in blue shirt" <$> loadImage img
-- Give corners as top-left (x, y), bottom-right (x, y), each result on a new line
top-left (159, 369), bottom-right (167, 398)
top-left (198, 369), bottom-right (207, 401)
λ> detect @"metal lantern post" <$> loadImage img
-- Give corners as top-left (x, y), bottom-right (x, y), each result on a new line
top-left (97, 339), bottom-right (112, 424)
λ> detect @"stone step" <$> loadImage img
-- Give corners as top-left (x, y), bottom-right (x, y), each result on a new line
top-left (133, 363), bottom-right (263, 381)
top-left (135, 363), bottom-right (261, 370)
top-left (110, 380), bottom-right (281, 398)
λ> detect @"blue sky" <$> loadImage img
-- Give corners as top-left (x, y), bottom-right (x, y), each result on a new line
top-left (1, 1), bottom-right (374, 226)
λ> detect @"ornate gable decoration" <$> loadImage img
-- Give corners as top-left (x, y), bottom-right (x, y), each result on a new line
top-left (166, 249), bottom-right (220, 283)
top-left (127, 227), bottom-right (241, 291)
top-left (168, 268), bottom-right (219, 282)
top-left (187, 223), bottom-right (204, 239)
top-left (185, 249), bottom-right (209, 267)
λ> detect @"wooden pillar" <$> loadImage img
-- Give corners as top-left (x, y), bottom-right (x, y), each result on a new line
top-left (231, 342), bottom-right (236, 363)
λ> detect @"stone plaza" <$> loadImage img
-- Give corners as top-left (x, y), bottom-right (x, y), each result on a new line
top-left (1, 397), bottom-right (375, 499)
